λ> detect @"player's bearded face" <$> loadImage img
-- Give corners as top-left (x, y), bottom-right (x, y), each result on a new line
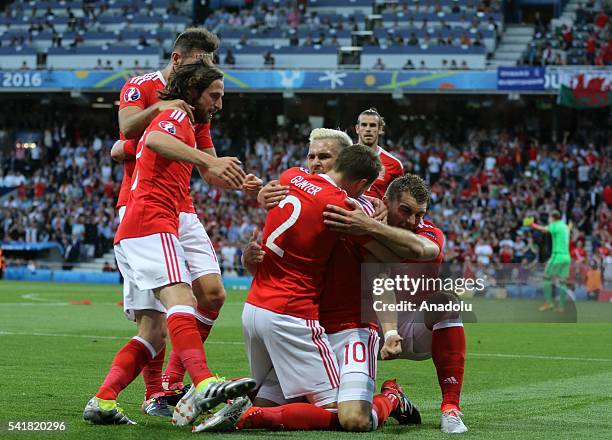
top-left (307, 140), bottom-right (340, 174)
top-left (356, 115), bottom-right (380, 147)
top-left (194, 79), bottom-right (224, 123)
top-left (387, 193), bottom-right (426, 231)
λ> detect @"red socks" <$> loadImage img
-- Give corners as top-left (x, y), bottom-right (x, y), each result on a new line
top-left (96, 337), bottom-right (154, 400)
top-left (142, 346), bottom-right (165, 399)
top-left (431, 325), bottom-right (466, 411)
top-left (164, 306), bottom-right (216, 386)
top-left (372, 393), bottom-right (395, 426)
top-left (166, 306), bottom-right (213, 386)
top-left (241, 403), bottom-right (341, 431)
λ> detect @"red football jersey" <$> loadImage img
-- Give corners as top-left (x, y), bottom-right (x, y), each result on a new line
top-left (365, 146), bottom-right (404, 199)
top-left (247, 167), bottom-right (370, 320)
top-left (319, 195), bottom-right (377, 334)
top-left (117, 70), bottom-right (214, 211)
top-left (114, 109), bottom-right (195, 243)
top-left (319, 238), bottom-right (377, 334)
top-left (398, 219), bottom-right (445, 301)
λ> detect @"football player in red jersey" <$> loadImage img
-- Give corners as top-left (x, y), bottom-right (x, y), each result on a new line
top-left (196, 132), bottom-right (418, 434)
top-left (355, 108), bottom-right (404, 199)
top-left (323, 174), bottom-right (468, 434)
top-left (112, 28), bottom-right (261, 417)
top-left (84, 64), bottom-right (255, 427)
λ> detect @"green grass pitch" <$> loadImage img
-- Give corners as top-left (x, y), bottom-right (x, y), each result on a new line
top-left (0, 280), bottom-right (611, 439)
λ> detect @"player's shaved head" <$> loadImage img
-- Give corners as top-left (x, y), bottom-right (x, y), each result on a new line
top-left (158, 62), bottom-right (224, 107)
top-left (551, 210), bottom-right (561, 220)
top-left (386, 174), bottom-right (430, 205)
top-left (332, 144), bottom-right (382, 185)
top-left (173, 27), bottom-right (220, 57)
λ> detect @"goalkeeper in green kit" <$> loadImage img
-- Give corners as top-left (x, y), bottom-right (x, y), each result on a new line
top-left (530, 211), bottom-right (571, 312)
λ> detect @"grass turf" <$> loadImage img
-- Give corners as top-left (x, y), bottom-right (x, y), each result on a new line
top-left (0, 280), bottom-right (611, 439)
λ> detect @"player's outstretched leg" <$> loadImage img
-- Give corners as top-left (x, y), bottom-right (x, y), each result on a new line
top-left (159, 292), bottom-right (255, 426)
top-left (194, 399), bottom-right (342, 432)
top-left (164, 272), bottom-right (224, 389)
top-left (83, 333), bottom-right (161, 425)
top-left (163, 305), bottom-right (218, 391)
top-left (83, 397), bottom-right (136, 425)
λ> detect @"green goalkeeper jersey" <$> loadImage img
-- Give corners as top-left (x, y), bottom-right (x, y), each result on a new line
top-left (547, 220), bottom-right (570, 261)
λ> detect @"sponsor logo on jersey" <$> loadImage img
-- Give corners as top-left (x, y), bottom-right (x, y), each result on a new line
top-left (124, 87), bottom-right (141, 102)
top-left (158, 121), bottom-right (176, 135)
top-left (420, 230), bottom-right (438, 240)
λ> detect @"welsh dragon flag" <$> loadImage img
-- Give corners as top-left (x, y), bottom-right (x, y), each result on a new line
top-left (559, 73), bottom-right (612, 109)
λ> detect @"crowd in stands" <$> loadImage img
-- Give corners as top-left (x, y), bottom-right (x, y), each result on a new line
top-left (0, 107), bottom-right (610, 288)
top-left (525, 3), bottom-right (611, 66)
top-left (207, 2), bottom-right (500, 50)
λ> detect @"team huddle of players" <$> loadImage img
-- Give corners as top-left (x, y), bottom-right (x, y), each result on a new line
top-left (82, 28), bottom-right (468, 435)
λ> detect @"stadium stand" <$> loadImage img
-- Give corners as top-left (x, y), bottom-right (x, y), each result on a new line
top-left (523, 1), bottom-right (611, 66)
top-left (0, 0), bottom-right (508, 69)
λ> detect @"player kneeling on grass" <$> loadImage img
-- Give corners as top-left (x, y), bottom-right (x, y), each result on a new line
top-left (196, 135), bottom-right (419, 433)
top-left (83, 62), bottom-right (255, 427)
top-left (323, 174), bottom-right (468, 434)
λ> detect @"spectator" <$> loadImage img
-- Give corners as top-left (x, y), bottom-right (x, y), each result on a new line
top-left (373, 57), bottom-right (386, 70)
top-left (403, 59), bottom-right (415, 70)
top-left (224, 49), bottom-right (236, 66)
top-left (585, 261), bottom-right (602, 300)
top-left (263, 51), bottom-right (275, 67)
top-left (102, 261), bottom-right (115, 272)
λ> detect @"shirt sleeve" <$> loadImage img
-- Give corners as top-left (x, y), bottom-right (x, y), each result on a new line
top-left (119, 80), bottom-right (148, 110)
top-left (122, 139), bottom-right (138, 159)
top-left (147, 109), bottom-right (193, 145)
top-left (394, 159), bottom-right (405, 178)
top-left (195, 122), bottom-right (215, 150)
top-left (417, 227), bottom-right (445, 253)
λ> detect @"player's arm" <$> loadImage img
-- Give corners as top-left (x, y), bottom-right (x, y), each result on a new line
top-left (366, 221), bottom-right (440, 261)
top-left (530, 223), bottom-right (550, 234)
top-left (119, 100), bottom-right (195, 139)
top-left (241, 228), bottom-right (265, 275)
top-left (364, 254), bottom-right (402, 360)
top-left (324, 202), bottom-right (440, 261)
top-left (363, 195), bottom-right (387, 222)
top-left (110, 140), bottom-right (126, 162)
top-left (257, 180), bottom-right (290, 209)
top-left (110, 139), bottom-right (138, 163)
top-left (195, 148), bottom-right (262, 194)
top-left (146, 131), bottom-right (246, 188)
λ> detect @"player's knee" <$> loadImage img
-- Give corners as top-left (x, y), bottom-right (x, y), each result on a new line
top-left (205, 284), bottom-right (226, 309)
top-left (339, 411), bottom-right (372, 432)
top-left (193, 276), bottom-right (226, 311)
top-left (137, 326), bottom-right (166, 351)
top-left (424, 291), bottom-right (461, 328)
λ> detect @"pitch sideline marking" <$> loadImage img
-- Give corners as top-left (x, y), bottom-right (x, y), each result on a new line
top-left (0, 330), bottom-right (611, 363)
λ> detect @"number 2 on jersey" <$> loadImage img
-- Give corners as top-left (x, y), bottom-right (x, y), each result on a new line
top-left (266, 195), bottom-right (301, 258)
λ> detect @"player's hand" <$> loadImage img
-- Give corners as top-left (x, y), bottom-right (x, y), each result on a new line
top-left (257, 180), bottom-right (290, 210)
top-left (323, 199), bottom-right (373, 235)
top-left (208, 156), bottom-right (246, 189)
top-left (380, 335), bottom-right (403, 360)
top-left (242, 174), bottom-right (264, 197)
top-left (242, 227), bottom-right (265, 266)
top-left (156, 99), bottom-right (195, 122)
top-left (365, 196), bottom-right (387, 223)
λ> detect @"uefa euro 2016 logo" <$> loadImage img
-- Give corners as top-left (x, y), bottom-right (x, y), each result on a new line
top-left (124, 87), bottom-right (140, 102)
top-left (158, 121), bottom-right (176, 135)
